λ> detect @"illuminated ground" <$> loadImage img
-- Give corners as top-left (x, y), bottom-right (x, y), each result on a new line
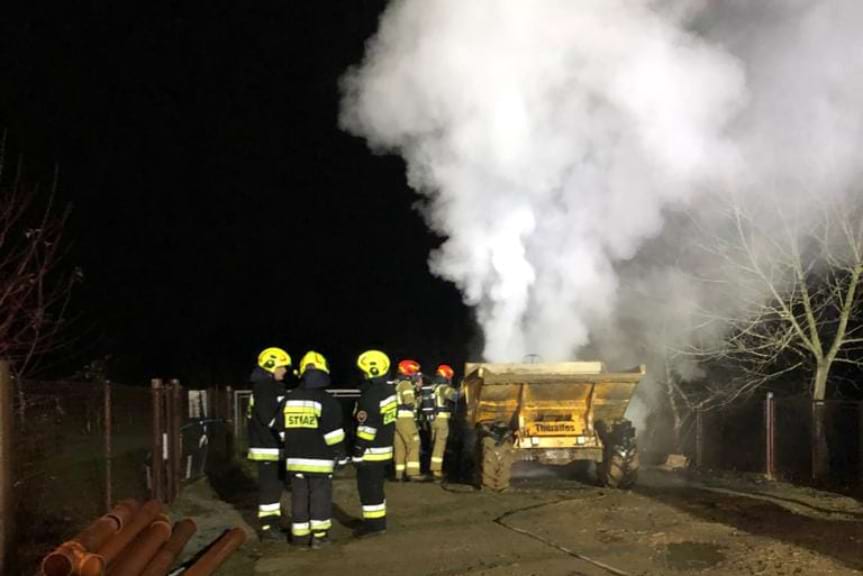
top-left (172, 465), bottom-right (863, 576)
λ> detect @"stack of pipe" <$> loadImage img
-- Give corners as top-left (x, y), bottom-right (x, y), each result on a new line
top-left (40, 499), bottom-right (201, 576)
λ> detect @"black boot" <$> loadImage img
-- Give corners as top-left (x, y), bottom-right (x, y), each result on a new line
top-left (311, 532), bottom-right (331, 549)
top-left (259, 524), bottom-right (285, 543)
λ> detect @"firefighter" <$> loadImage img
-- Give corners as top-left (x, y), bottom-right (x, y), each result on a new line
top-left (429, 364), bottom-right (459, 482)
top-left (279, 351), bottom-right (346, 549)
top-left (353, 350), bottom-right (397, 536)
top-left (247, 347), bottom-right (291, 539)
top-left (417, 370), bottom-right (437, 429)
top-left (393, 359), bottom-right (423, 481)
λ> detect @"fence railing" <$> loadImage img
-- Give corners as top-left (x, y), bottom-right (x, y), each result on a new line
top-left (691, 395), bottom-right (863, 486)
top-left (0, 363), bottom-right (235, 575)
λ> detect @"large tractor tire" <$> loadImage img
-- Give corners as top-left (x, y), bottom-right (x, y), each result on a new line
top-left (601, 447), bottom-right (639, 489)
top-left (478, 435), bottom-right (514, 491)
top-left (598, 419), bottom-right (639, 489)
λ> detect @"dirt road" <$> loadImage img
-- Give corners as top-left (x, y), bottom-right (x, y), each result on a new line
top-left (172, 464), bottom-right (863, 576)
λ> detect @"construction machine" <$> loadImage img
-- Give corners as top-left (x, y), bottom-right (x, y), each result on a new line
top-left (460, 361), bottom-right (644, 491)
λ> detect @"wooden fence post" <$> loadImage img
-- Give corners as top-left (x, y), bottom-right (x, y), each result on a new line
top-left (765, 392), bottom-right (775, 480)
top-left (170, 379), bottom-right (183, 502)
top-left (104, 379), bottom-right (113, 512)
top-left (225, 386), bottom-right (234, 461)
top-left (164, 379), bottom-right (174, 502)
top-left (225, 386), bottom-right (232, 423)
top-left (150, 379), bottom-right (164, 502)
top-left (0, 360), bottom-right (14, 575)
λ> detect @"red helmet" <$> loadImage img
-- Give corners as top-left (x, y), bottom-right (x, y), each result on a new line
top-left (436, 364), bottom-right (454, 380)
top-left (398, 359), bottom-right (421, 376)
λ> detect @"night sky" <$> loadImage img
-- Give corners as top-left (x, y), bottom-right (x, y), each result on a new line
top-left (0, 1), bottom-right (474, 385)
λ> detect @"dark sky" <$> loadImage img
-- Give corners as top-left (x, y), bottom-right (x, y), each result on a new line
top-left (0, 1), bottom-right (474, 385)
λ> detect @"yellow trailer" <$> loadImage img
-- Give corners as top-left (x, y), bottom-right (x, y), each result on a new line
top-left (462, 362), bottom-right (644, 490)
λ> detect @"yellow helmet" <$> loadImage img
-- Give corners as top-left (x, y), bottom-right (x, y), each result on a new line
top-left (299, 351), bottom-right (329, 375)
top-left (257, 347), bottom-right (292, 373)
top-left (356, 350), bottom-right (390, 379)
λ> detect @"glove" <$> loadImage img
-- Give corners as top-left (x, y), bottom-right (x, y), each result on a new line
top-left (352, 444), bottom-right (366, 465)
top-left (334, 456), bottom-right (350, 471)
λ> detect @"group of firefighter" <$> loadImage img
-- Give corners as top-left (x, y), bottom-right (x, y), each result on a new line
top-left (246, 346), bottom-right (459, 549)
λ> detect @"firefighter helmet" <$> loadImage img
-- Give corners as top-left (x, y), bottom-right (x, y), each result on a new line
top-left (299, 351), bottom-right (329, 375)
top-left (257, 347), bottom-right (292, 373)
top-left (397, 359), bottom-right (421, 376)
top-left (436, 364), bottom-right (455, 380)
top-left (357, 350), bottom-right (391, 379)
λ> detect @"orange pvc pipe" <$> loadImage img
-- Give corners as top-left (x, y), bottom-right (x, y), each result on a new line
top-left (107, 520), bottom-right (171, 576)
top-left (75, 515), bottom-right (121, 554)
top-left (182, 528), bottom-right (247, 576)
top-left (41, 500), bottom-right (143, 576)
top-left (41, 542), bottom-right (105, 576)
top-left (98, 499), bottom-right (164, 566)
top-left (106, 499), bottom-right (141, 530)
top-left (140, 519), bottom-right (197, 576)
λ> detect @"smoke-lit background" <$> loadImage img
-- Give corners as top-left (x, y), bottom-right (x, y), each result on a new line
top-left (339, 0), bottom-right (863, 424)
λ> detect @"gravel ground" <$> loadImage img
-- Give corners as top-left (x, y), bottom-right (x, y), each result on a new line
top-left (169, 462), bottom-right (863, 576)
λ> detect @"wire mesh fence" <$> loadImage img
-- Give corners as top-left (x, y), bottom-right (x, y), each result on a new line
top-left (11, 379), bottom-right (152, 574)
top-left (694, 395), bottom-right (863, 487)
top-left (6, 377), bottom-right (236, 575)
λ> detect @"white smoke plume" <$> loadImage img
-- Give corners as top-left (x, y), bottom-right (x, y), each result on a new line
top-left (340, 0), bottom-right (863, 365)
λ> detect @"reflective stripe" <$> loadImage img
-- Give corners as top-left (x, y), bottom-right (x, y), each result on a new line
top-left (379, 395), bottom-right (397, 408)
top-left (310, 519), bottom-right (332, 531)
top-left (435, 412), bottom-right (451, 419)
top-left (247, 448), bottom-right (280, 461)
top-left (362, 502), bottom-right (387, 519)
top-left (258, 509), bottom-right (281, 518)
top-left (395, 464), bottom-right (406, 472)
top-left (397, 410), bottom-right (415, 418)
top-left (324, 428), bottom-right (345, 445)
top-left (292, 522), bottom-right (311, 536)
top-left (407, 461), bottom-right (420, 469)
top-left (259, 503), bottom-right (281, 512)
top-left (357, 425), bottom-right (377, 441)
top-left (277, 395), bottom-right (285, 403)
top-left (431, 456), bottom-right (444, 463)
top-left (283, 400), bottom-right (322, 415)
top-left (363, 446), bottom-right (393, 462)
top-left (286, 458), bottom-right (335, 473)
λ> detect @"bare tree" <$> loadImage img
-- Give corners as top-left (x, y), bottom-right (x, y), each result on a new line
top-left (682, 191), bottom-right (863, 478)
top-left (0, 137), bottom-right (81, 377)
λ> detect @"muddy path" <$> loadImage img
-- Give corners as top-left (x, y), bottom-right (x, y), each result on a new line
top-left (170, 464), bottom-right (863, 576)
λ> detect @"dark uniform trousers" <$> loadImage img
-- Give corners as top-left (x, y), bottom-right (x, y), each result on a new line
top-left (257, 461), bottom-right (283, 530)
top-left (290, 473), bottom-right (333, 544)
top-left (356, 462), bottom-right (387, 532)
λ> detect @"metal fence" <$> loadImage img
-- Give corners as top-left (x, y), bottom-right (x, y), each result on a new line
top-left (0, 366), bottom-right (236, 575)
top-left (9, 378), bottom-right (152, 574)
top-left (693, 395), bottom-right (863, 486)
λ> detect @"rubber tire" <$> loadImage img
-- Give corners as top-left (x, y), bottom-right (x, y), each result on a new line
top-left (479, 436), bottom-right (514, 491)
top-left (602, 448), bottom-right (639, 489)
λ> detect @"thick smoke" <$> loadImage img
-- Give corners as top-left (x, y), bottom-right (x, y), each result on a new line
top-left (340, 0), bottom-right (863, 367)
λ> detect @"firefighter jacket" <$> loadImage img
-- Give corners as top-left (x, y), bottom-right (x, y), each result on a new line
top-left (418, 375), bottom-right (436, 421)
top-left (394, 377), bottom-right (418, 419)
top-left (353, 376), bottom-right (397, 462)
top-left (247, 367), bottom-right (286, 461)
top-left (432, 375), bottom-right (458, 419)
top-left (278, 369), bottom-right (346, 474)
